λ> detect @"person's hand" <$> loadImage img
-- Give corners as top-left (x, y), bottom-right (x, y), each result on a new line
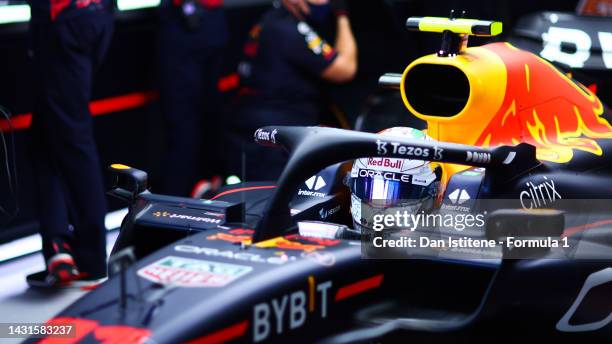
top-left (281, 0), bottom-right (310, 21)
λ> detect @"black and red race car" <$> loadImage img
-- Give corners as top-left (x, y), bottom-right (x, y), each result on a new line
top-left (30, 15), bottom-right (612, 343)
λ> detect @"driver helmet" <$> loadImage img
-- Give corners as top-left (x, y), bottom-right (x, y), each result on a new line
top-left (347, 127), bottom-right (441, 231)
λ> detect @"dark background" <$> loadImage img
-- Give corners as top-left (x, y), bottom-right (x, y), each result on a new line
top-left (0, 0), bottom-right (581, 243)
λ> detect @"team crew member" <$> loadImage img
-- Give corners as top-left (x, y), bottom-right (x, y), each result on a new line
top-left (157, 0), bottom-right (228, 196)
top-left (230, 0), bottom-right (357, 180)
top-left (27, 0), bottom-right (114, 286)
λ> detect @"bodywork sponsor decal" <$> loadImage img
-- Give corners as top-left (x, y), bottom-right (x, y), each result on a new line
top-left (466, 151), bottom-right (491, 163)
top-left (252, 276), bottom-right (333, 342)
top-left (519, 176), bottom-right (561, 209)
top-left (319, 205), bottom-right (341, 220)
top-left (207, 230), bottom-right (340, 253)
top-left (251, 274), bottom-right (384, 342)
top-left (254, 128), bottom-right (278, 144)
top-left (175, 245), bottom-right (292, 265)
top-left (376, 140), bottom-right (388, 155)
top-left (298, 175), bottom-right (327, 197)
top-left (255, 237), bottom-right (324, 252)
top-left (541, 26), bottom-right (612, 69)
top-left (137, 256), bottom-right (252, 287)
top-left (152, 210), bottom-right (222, 224)
top-left (176, 244), bottom-right (336, 267)
top-left (207, 229), bottom-right (254, 244)
top-left (448, 188), bottom-right (471, 205)
top-left (254, 235), bottom-right (341, 252)
top-left (376, 140), bottom-right (443, 160)
top-left (441, 168), bottom-right (483, 212)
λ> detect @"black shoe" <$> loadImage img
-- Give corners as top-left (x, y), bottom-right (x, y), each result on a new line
top-left (27, 238), bottom-right (106, 289)
top-left (26, 270), bottom-right (107, 289)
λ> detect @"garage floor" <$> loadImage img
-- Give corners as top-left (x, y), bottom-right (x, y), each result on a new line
top-left (0, 232), bottom-right (119, 344)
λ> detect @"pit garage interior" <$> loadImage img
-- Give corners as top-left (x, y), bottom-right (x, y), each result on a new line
top-left (0, 0), bottom-right (605, 339)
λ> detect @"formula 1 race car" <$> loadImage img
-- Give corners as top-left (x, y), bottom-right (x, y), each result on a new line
top-left (30, 15), bottom-right (612, 343)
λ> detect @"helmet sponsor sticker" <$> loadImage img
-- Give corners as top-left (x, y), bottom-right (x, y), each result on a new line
top-left (367, 157), bottom-right (403, 169)
top-left (137, 256), bottom-right (252, 287)
top-left (412, 173), bottom-right (437, 186)
top-left (352, 167), bottom-right (436, 187)
top-left (358, 169), bottom-right (411, 183)
top-left (353, 156), bottom-right (427, 175)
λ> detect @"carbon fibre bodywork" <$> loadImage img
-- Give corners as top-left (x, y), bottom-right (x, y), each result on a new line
top-left (27, 125), bottom-right (612, 343)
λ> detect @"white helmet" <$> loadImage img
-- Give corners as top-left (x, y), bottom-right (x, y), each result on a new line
top-left (347, 127), bottom-right (441, 230)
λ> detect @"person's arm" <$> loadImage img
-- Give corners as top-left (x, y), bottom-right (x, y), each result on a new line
top-left (321, 14), bottom-right (358, 83)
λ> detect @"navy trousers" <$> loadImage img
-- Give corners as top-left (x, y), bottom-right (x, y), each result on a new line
top-left (29, 13), bottom-right (114, 278)
top-left (228, 105), bottom-right (319, 182)
top-left (157, 8), bottom-right (228, 196)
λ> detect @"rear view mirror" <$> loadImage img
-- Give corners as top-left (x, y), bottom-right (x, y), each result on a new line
top-left (486, 209), bottom-right (564, 240)
top-left (107, 164), bottom-right (148, 202)
top-left (486, 209), bottom-right (564, 258)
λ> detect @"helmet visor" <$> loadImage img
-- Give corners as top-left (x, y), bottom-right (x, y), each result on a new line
top-left (348, 174), bottom-right (434, 208)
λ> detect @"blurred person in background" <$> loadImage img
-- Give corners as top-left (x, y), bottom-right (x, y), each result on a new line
top-left (26, 0), bottom-right (114, 287)
top-left (157, 0), bottom-right (228, 197)
top-left (229, 0), bottom-right (357, 181)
